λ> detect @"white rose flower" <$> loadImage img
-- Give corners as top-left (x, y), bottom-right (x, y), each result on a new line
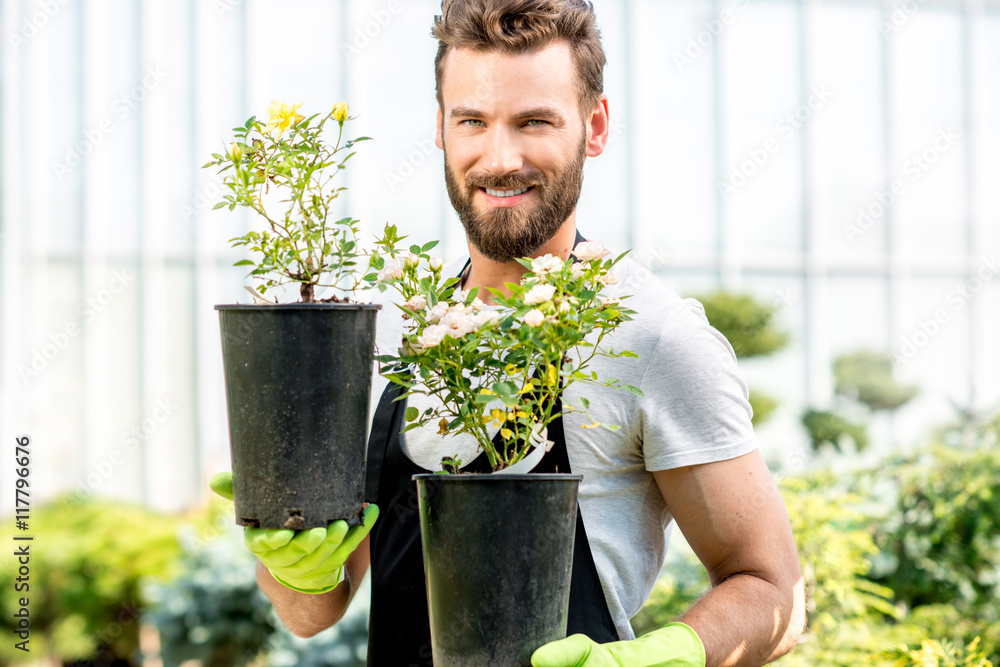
top-left (598, 270), bottom-right (618, 286)
top-left (441, 310), bottom-right (476, 336)
top-left (570, 262), bottom-right (585, 280)
top-left (530, 254), bottom-right (564, 275)
top-left (602, 297), bottom-right (621, 307)
top-left (404, 295), bottom-right (427, 311)
top-left (429, 257), bottom-right (444, 272)
top-left (473, 310), bottom-right (500, 328)
top-left (524, 309), bottom-right (545, 327)
top-left (558, 301), bottom-right (572, 314)
top-left (404, 253), bottom-right (420, 269)
top-left (377, 258), bottom-right (404, 283)
top-left (416, 324), bottom-right (448, 350)
top-left (524, 283), bottom-right (556, 305)
top-left (573, 241), bottom-right (610, 262)
top-left (426, 302), bottom-right (450, 323)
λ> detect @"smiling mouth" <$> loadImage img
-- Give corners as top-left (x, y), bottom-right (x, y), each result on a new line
top-left (481, 186), bottom-right (534, 198)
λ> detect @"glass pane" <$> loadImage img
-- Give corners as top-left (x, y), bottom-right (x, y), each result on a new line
top-left (889, 9), bottom-right (966, 262)
top-left (82, 0), bottom-right (141, 255)
top-left (720, 1), bottom-right (803, 258)
top-left (632, 0), bottom-right (717, 260)
top-left (808, 4), bottom-right (887, 261)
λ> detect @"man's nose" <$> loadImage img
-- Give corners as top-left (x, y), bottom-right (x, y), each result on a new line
top-left (482, 126), bottom-right (524, 176)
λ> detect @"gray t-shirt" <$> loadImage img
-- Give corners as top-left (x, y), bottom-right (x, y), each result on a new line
top-left (366, 254), bottom-right (757, 640)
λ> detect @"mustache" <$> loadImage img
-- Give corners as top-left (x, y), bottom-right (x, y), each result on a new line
top-left (465, 171), bottom-right (545, 191)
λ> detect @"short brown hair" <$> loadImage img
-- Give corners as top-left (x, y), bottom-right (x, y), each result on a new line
top-left (432, 0), bottom-right (606, 115)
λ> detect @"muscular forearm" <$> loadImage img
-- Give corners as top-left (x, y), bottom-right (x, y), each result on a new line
top-left (256, 537), bottom-right (371, 638)
top-left (680, 573), bottom-right (805, 667)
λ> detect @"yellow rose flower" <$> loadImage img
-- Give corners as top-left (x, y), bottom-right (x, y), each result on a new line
top-left (331, 101), bottom-right (349, 123)
top-left (228, 142), bottom-right (242, 161)
top-left (264, 100), bottom-right (304, 136)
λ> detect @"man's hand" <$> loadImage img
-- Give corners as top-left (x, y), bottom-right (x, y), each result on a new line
top-left (531, 623), bottom-right (705, 667)
top-left (209, 471), bottom-right (378, 594)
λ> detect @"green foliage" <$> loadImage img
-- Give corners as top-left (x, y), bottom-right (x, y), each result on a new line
top-left (834, 350), bottom-right (918, 411)
top-left (802, 409), bottom-right (870, 452)
top-left (882, 637), bottom-right (993, 667)
top-left (694, 291), bottom-right (789, 359)
top-left (0, 497), bottom-right (182, 664)
top-left (780, 472), bottom-right (897, 633)
top-left (802, 349), bottom-right (918, 453)
top-left (637, 438), bottom-right (1000, 667)
top-left (380, 244), bottom-right (640, 471)
top-left (205, 102), bottom-right (399, 302)
top-left (144, 539), bottom-right (278, 667)
top-left (871, 446), bottom-right (1000, 613)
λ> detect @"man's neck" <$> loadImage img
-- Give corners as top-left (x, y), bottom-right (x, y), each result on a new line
top-left (462, 217), bottom-right (579, 305)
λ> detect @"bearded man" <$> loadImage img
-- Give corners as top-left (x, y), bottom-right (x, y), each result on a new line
top-left (213, 2), bottom-right (806, 665)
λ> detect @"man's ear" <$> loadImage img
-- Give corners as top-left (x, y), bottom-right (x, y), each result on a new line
top-left (585, 95), bottom-right (610, 158)
top-left (436, 107), bottom-right (444, 150)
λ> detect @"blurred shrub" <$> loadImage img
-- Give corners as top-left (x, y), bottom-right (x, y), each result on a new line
top-left (144, 495), bottom-right (371, 667)
top-left (834, 350), bottom-right (918, 411)
top-left (0, 497), bottom-right (182, 665)
top-left (144, 535), bottom-right (277, 667)
top-left (802, 409), bottom-right (869, 452)
top-left (803, 350), bottom-right (917, 453)
top-left (695, 292), bottom-right (789, 359)
top-left (871, 445), bottom-right (1000, 614)
top-left (881, 637), bottom-right (993, 667)
top-left (780, 472), bottom-right (896, 633)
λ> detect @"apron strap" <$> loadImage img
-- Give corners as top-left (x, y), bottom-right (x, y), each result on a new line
top-left (364, 377), bottom-right (405, 505)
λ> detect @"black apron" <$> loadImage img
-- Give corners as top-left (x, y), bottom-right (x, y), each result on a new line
top-left (364, 236), bottom-right (617, 666)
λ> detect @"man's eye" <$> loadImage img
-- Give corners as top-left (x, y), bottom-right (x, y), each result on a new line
top-left (526, 119), bottom-right (549, 126)
top-left (462, 119), bottom-right (485, 127)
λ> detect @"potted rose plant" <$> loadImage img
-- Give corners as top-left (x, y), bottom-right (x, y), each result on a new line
top-left (205, 100), bottom-right (402, 530)
top-left (377, 241), bottom-right (641, 666)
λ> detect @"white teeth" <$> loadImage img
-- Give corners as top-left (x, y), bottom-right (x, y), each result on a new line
top-left (485, 187), bottom-right (529, 198)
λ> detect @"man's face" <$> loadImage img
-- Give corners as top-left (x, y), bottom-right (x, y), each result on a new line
top-left (436, 41), bottom-right (595, 262)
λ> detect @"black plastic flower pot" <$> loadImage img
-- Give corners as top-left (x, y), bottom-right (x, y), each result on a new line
top-left (414, 473), bottom-right (582, 666)
top-left (216, 303), bottom-right (381, 530)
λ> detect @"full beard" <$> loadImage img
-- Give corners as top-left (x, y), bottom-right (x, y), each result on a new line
top-left (444, 139), bottom-right (587, 263)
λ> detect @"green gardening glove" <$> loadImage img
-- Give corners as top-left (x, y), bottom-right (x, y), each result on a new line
top-left (531, 622), bottom-right (705, 667)
top-left (209, 471), bottom-right (378, 595)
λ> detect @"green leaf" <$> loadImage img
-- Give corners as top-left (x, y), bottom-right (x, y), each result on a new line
top-left (577, 397), bottom-right (591, 410)
top-left (620, 384), bottom-right (645, 397)
top-left (420, 240), bottom-right (439, 253)
top-left (405, 407), bottom-right (419, 422)
top-left (233, 260), bottom-right (255, 267)
top-left (493, 381), bottom-right (517, 398)
top-left (599, 423), bottom-right (621, 431)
